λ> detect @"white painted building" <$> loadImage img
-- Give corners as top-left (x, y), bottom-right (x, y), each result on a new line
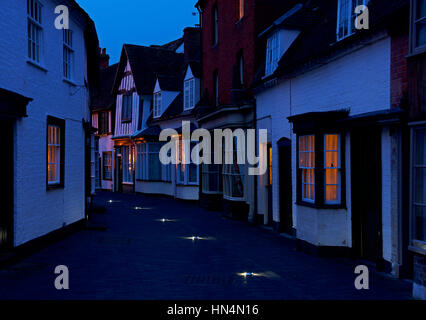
top-left (0, 0), bottom-right (98, 247)
top-left (254, 0), bottom-right (407, 274)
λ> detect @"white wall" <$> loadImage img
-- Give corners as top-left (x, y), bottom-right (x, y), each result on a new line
top-left (0, 0), bottom-right (90, 246)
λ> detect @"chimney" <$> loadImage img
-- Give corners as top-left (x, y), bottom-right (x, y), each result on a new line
top-left (183, 27), bottom-right (201, 63)
top-left (99, 48), bottom-right (110, 69)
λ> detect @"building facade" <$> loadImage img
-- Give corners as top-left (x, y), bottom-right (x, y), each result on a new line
top-left (0, 0), bottom-right (98, 248)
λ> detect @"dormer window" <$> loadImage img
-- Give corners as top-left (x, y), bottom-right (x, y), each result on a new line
top-left (184, 78), bottom-right (195, 110)
top-left (265, 31), bottom-right (280, 76)
top-left (153, 92), bottom-right (162, 118)
top-left (337, 0), bottom-right (368, 41)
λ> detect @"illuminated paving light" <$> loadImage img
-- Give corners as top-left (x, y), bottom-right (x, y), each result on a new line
top-left (237, 271), bottom-right (280, 279)
top-left (107, 200), bottom-right (121, 204)
top-left (133, 207), bottom-right (153, 211)
top-left (238, 272), bottom-right (257, 278)
top-left (155, 218), bottom-right (177, 223)
top-left (181, 236), bottom-right (216, 241)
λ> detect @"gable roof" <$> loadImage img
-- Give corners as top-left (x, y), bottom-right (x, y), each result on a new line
top-left (187, 61), bottom-right (201, 79)
top-left (91, 63), bottom-right (119, 111)
top-left (157, 74), bottom-right (184, 92)
top-left (113, 44), bottom-right (184, 95)
top-left (256, 0), bottom-right (409, 84)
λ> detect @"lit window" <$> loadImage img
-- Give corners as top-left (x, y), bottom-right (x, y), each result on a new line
top-left (265, 31), bottom-right (279, 76)
top-left (411, 127), bottom-right (426, 244)
top-left (184, 79), bottom-right (195, 110)
top-left (63, 29), bottom-right (74, 80)
top-left (299, 135), bottom-right (315, 202)
top-left (412, 0), bottom-right (426, 51)
top-left (237, 0), bottom-right (244, 20)
top-left (122, 94), bottom-right (133, 122)
top-left (27, 0), bottom-right (43, 63)
top-left (103, 152), bottom-right (112, 180)
top-left (337, 0), bottom-right (368, 41)
top-left (153, 92), bottom-right (162, 118)
top-left (122, 145), bottom-right (134, 183)
top-left (47, 125), bottom-right (60, 185)
top-left (324, 134), bottom-right (341, 204)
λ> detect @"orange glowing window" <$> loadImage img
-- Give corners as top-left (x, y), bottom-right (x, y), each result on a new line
top-left (268, 146), bottom-right (272, 186)
top-left (47, 125), bottom-right (60, 185)
top-left (299, 135), bottom-right (315, 202)
top-left (324, 134), bottom-right (341, 204)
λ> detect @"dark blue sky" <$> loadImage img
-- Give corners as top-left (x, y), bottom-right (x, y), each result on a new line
top-left (76, 0), bottom-right (199, 64)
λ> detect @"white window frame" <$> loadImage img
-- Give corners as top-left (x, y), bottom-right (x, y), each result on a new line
top-left (103, 152), bottom-right (112, 180)
top-left (202, 162), bottom-right (222, 194)
top-left (410, 125), bottom-right (426, 250)
top-left (153, 92), bottom-right (162, 118)
top-left (222, 138), bottom-right (245, 201)
top-left (27, 0), bottom-right (43, 64)
top-left (184, 78), bottom-right (195, 110)
top-left (336, 0), bottom-right (368, 41)
top-left (177, 139), bottom-right (199, 186)
top-left (47, 125), bottom-right (61, 185)
top-left (265, 31), bottom-right (280, 76)
top-left (136, 143), bottom-right (171, 182)
top-left (63, 29), bottom-right (74, 80)
top-left (299, 135), bottom-right (315, 203)
top-left (324, 134), bottom-right (341, 205)
top-left (411, 0), bottom-right (426, 53)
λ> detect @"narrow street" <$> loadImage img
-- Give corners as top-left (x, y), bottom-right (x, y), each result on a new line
top-left (0, 192), bottom-right (411, 300)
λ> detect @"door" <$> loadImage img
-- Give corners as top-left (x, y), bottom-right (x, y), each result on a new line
top-left (351, 128), bottom-right (382, 264)
top-left (278, 138), bottom-right (293, 234)
top-left (115, 150), bottom-right (123, 193)
top-left (0, 118), bottom-right (14, 248)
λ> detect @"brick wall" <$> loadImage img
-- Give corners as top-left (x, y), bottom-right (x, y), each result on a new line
top-left (391, 34), bottom-right (409, 108)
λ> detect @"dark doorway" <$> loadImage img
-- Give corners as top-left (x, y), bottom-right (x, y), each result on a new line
top-left (0, 118), bottom-right (14, 248)
top-left (351, 128), bottom-right (383, 264)
top-left (115, 153), bottom-right (123, 193)
top-left (278, 138), bottom-right (292, 235)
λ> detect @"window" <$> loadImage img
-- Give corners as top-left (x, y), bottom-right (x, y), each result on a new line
top-left (236, 0), bottom-right (244, 21)
top-left (177, 139), bottom-right (199, 185)
top-left (299, 135), bottom-right (315, 202)
top-left (98, 111), bottom-right (109, 135)
top-left (213, 70), bottom-right (219, 106)
top-left (265, 31), bottom-right (279, 76)
top-left (267, 145), bottom-right (273, 186)
top-left (184, 79), bottom-right (195, 110)
top-left (136, 143), bottom-right (170, 182)
top-left (223, 138), bottom-right (245, 200)
top-left (122, 146), bottom-right (133, 183)
top-left (412, 127), bottom-right (426, 245)
top-left (412, 0), bottom-right (426, 51)
top-left (103, 152), bottom-right (112, 180)
top-left (154, 92), bottom-right (162, 118)
top-left (63, 29), bottom-right (74, 80)
top-left (337, 0), bottom-right (368, 40)
top-left (297, 133), bottom-right (344, 206)
top-left (324, 134), bottom-right (341, 204)
top-left (213, 5), bottom-right (219, 46)
top-left (47, 116), bottom-right (65, 188)
top-left (122, 94), bottom-right (133, 122)
top-left (202, 163), bottom-right (222, 193)
top-left (27, 0), bottom-right (43, 63)
top-left (238, 53), bottom-right (244, 88)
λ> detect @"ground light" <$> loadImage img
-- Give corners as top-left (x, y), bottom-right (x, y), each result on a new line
top-left (155, 218), bottom-right (177, 223)
top-left (237, 271), bottom-right (280, 279)
top-left (181, 236), bottom-right (216, 241)
top-left (107, 200), bottom-right (121, 204)
top-left (133, 206), bottom-right (153, 211)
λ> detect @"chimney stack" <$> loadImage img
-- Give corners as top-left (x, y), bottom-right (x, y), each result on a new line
top-left (99, 47), bottom-right (110, 69)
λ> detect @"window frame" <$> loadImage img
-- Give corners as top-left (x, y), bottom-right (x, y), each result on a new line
top-left (27, 0), bottom-right (43, 64)
top-left (102, 152), bottom-right (113, 181)
top-left (336, 0), bottom-right (368, 41)
top-left (121, 94), bottom-right (133, 123)
top-left (324, 134), bottom-right (342, 205)
top-left (136, 142), bottom-right (171, 182)
top-left (122, 145), bottom-right (134, 184)
top-left (177, 139), bottom-right (199, 186)
top-left (98, 111), bottom-right (110, 135)
top-left (296, 132), bottom-right (346, 208)
top-left (410, 125), bottom-right (426, 253)
top-left (410, 0), bottom-right (426, 54)
top-left (63, 29), bottom-right (74, 81)
top-left (184, 78), bottom-right (195, 110)
top-left (46, 116), bottom-right (65, 190)
top-left (265, 31), bottom-right (280, 76)
top-left (153, 92), bottom-right (162, 118)
top-left (222, 137), bottom-right (245, 201)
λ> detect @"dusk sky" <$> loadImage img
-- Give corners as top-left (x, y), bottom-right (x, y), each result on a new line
top-left (76, 0), bottom-right (199, 64)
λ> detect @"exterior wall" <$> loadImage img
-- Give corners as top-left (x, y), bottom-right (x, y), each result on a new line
top-left (256, 37), bottom-right (395, 257)
top-left (0, 0), bottom-right (89, 246)
top-left (135, 181), bottom-right (173, 196)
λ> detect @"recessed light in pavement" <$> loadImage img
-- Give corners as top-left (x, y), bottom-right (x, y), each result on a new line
top-left (155, 218), bottom-right (177, 223)
top-left (133, 206), bottom-right (153, 211)
top-left (181, 236), bottom-right (216, 241)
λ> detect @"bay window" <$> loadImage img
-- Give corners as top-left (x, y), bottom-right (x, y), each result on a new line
top-left (136, 143), bottom-right (171, 182)
top-left (177, 140), bottom-right (199, 185)
top-left (223, 138), bottom-right (245, 200)
top-left (297, 133), bottom-right (344, 207)
top-left (202, 163), bottom-right (222, 194)
top-left (412, 127), bottom-right (426, 246)
top-left (411, 0), bottom-right (426, 52)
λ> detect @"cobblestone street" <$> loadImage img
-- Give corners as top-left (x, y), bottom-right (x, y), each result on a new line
top-left (0, 192), bottom-right (412, 300)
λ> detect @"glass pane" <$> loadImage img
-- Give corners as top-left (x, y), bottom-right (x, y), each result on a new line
top-left (415, 168), bottom-right (426, 204)
top-left (415, 128), bottom-right (426, 165)
top-left (149, 153), bottom-right (161, 180)
top-left (326, 185), bottom-right (338, 202)
top-left (416, 21), bottom-right (426, 48)
top-left (326, 169), bottom-right (339, 185)
top-left (414, 205), bottom-right (426, 242)
top-left (231, 175), bottom-right (244, 198)
top-left (325, 134), bottom-right (338, 151)
top-left (189, 163), bottom-right (197, 183)
top-left (326, 151), bottom-right (338, 168)
top-left (417, 0), bottom-right (426, 20)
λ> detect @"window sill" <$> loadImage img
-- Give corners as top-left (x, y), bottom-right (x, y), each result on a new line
top-left (122, 182), bottom-right (134, 185)
top-left (47, 183), bottom-right (64, 191)
top-left (295, 201), bottom-right (346, 210)
top-left (409, 241), bottom-right (426, 255)
top-left (223, 196), bottom-right (245, 202)
top-left (63, 78), bottom-right (77, 86)
top-left (27, 59), bottom-right (47, 72)
top-left (406, 47), bottom-right (426, 59)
